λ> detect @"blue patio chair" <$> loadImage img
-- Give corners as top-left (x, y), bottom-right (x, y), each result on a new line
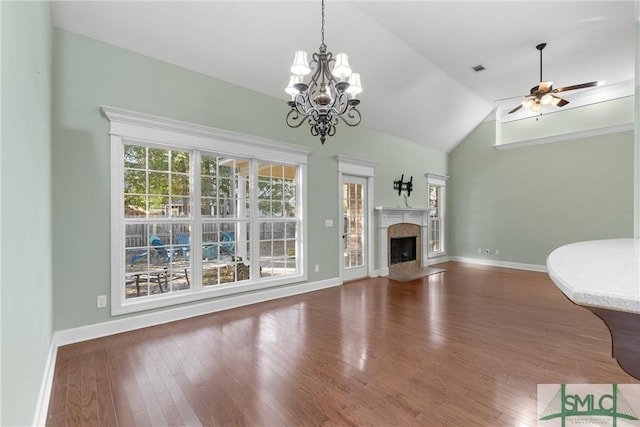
top-left (202, 241), bottom-right (219, 260)
top-left (130, 249), bottom-right (148, 265)
top-left (149, 235), bottom-right (190, 291)
top-left (177, 233), bottom-right (190, 259)
top-left (220, 231), bottom-right (235, 255)
top-left (202, 232), bottom-right (235, 260)
top-left (150, 235), bottom-right (171, 261)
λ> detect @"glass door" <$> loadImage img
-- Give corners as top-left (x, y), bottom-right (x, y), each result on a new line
top-left (342, 175), bottom-right (368, 281)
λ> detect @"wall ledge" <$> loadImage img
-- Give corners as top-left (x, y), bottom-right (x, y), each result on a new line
top-left (494, 122), bottom-right (633, 151)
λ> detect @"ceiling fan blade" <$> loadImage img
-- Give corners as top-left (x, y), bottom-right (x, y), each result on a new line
top-left (508, 104), bottom-right (524, 114)
top-left (553, 81), bottom-right (599, 93)
top-left (551, 95), bottom-right (569, 107)
top-left (538, 81), bottom-right (553, 93)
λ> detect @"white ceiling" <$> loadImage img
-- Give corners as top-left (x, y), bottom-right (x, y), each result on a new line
top-left (51, 1), bottom-right (636, 153)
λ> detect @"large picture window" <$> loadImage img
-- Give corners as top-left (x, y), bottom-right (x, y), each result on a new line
top-left (105, 107), bottom-right (310, 315)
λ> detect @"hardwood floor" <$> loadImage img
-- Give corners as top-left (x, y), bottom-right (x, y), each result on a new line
top-left (47, 262), bottom-right (639, 426)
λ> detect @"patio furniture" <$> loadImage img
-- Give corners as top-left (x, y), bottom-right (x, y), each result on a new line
top-left (177, 233), bottom-right (190, 259)
top-left (149, 235), bottom-right (190, 292)
top-left (203, 231), bottom-right (235, 260)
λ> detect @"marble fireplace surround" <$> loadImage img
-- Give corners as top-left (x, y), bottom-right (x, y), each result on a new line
top-left (375, 207), bottom-right (429, 277)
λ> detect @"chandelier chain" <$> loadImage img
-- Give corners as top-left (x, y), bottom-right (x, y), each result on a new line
top-left (320, 0), bottom-right (326, 50)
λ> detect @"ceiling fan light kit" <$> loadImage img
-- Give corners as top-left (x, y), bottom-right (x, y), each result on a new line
top-left (507, 42), bottom-right (598, 115)
top-left (284, 0), bottom-right (363, 144)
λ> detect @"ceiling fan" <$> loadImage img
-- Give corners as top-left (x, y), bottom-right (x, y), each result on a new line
top-left (506, 43), bottom-right (599, 114)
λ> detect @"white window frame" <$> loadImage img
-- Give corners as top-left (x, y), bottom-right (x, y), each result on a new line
top-left (103, 106), bottom-right (312, 315)
top-left (426, 173), bottom-right (449, 258)
top-left (336, 155), bottom-right (377, 280)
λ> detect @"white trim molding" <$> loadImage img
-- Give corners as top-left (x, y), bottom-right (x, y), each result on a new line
top-left (425, 173), bottom-right (449, 186)
top-left (54, 277), bottom-right (342, 347)
top-left (450, 256), bottom-right (547, 272)
top-left (103, 106), bottom-right (312, 316)
top-left (494, 122), bottom-right (634, 151)
top-left (425, 173), bottom-right (449, 259)
top-left (336, 155), bottom-right (378, 280)
top-left (101, 106), bottom-right (313, 162)
top-left (336, 154), bottom-right (378, 176)
top-left (32, 340), bottom-right (58, 427)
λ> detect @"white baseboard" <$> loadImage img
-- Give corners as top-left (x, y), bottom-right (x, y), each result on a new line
top-left (32, 339), bottom-right (58, 427)
top-left (34, 277), bottom-right (341, 424)
top-left (450, 256), bottom-right (547, 272)
top-left (426, 255), bottom-right (451, 265)
top-left (55, 277), bottom-right (342, 347)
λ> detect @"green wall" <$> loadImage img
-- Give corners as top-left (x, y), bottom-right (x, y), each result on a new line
top-left (1, 1), bottom-right (53, 425)
top-left (448, 120), bottom-right (634, 266)
top-left (52, 28), bottom-right (446, 331)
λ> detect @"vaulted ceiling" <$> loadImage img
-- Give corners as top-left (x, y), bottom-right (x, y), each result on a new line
top-left (52, 1), bottom-right (635, 153)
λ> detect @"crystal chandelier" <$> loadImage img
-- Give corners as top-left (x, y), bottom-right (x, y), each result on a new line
top-left (285, 0), bottom-right (363, 144)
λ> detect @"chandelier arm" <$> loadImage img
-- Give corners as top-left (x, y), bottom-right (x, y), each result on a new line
top-left (336, 107), bottom-right (362, 127)
top-left (293, 93), bottom-right (312, 116)
top-left (331, 92), bottom-right (350, 115)
top-left (293, 99), bottom-right (309, 116)
top-left (286, 108), bottom-right (308, 129)
top-left (304, 54), bottom-right (325, 111)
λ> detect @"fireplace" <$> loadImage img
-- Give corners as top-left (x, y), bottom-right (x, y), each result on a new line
top-left (387, 223), bottom-right (421, 274)
top-left (375, 207), bottom-right (429, 277)
top-left (390, 237), bottom-right (417, 265)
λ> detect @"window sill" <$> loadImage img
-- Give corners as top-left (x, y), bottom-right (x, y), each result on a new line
top-left (113, 273), bottom-right (308, 316)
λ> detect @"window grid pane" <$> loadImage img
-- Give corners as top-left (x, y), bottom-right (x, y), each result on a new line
top-left (125, 222), bottom-right (191, 299)
top-left (259, 220), bottom-right (297, 277)
top-left (124, 145), bottom-right (191, 219)
top-left (200, 156), bottom-right (250, 219)
top-left (202, 221), bottom-right (251, 286)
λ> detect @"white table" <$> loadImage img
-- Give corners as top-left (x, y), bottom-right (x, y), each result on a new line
top-left (547, 239), bottom-right (640, 379)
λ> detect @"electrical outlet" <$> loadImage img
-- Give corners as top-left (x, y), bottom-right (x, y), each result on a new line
top-left (484, 248), bottom-right (491, 255)
top-left (477, 248), bottom-right (482, 254)
top-left (495, 249), bottom-right (501, 255)
top-left (315, 264), bottom-right (320, 272)
top-left (97, 295), bottom-right (107, 308)
top-left (324, 219), bottom-right (333, 227)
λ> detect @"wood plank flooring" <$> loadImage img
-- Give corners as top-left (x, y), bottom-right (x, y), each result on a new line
top-left (47, 262), bottom-right (640, 426)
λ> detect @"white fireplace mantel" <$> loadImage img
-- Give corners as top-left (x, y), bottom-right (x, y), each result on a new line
top-left (375, 207), bottom-right (429, 276)
top-left (375, 206), bottom-right (429, 228)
